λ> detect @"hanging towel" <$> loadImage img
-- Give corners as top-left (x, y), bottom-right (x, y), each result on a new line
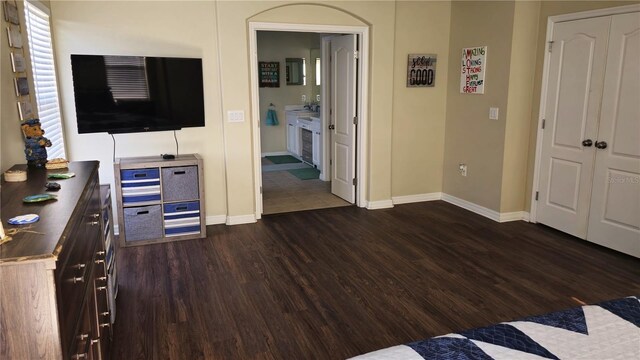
top-left (266, 108), bottom-right (279, 126)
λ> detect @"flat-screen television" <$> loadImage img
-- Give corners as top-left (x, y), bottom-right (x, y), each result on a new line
top-left (70, 55), bottom-right (205, 134)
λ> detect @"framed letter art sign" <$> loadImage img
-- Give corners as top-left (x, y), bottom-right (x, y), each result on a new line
top-left (460, 46), bottom-right (486, 94)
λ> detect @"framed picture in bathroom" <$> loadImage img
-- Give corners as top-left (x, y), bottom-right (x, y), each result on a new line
top-left (259, 61), bottom-right (280, 88)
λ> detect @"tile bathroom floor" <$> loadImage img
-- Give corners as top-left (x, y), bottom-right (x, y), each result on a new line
top-left (261, 158), bottom-right (351, 215)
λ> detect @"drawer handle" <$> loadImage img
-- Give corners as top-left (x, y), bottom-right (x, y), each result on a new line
top-left (77, 333), bottom-right (89, 341)
top-left (97, 286), bottom-right (107, 291)
top-left (90, 213), bottom-right (100, 219)
top-left (97, 276), bottom-right (107, 281)
top-left (95, 259), bottom-right (105, 265)
top-left (133, 173), bottom-right (147, 178)
top-left (176, 206), bottom-right (188, 211)
top-left (101, 311), bottom-right (110, 317)
top-left (72, 335), bottom-right (91, 359)
top-left (173, 171), bottom-right (186, 175)
top-left (100, 322), bottom-right (111, 328)
top-left (69, 264), bottom-right (87, 284)
top-left (136, 210), bottom-right (149, 215)
top-left (88, 221), bottom-right (100, 226)
top-left (91, 338), bottom-right (100, 345)
top-left (96, 250), bottom-right (105, 256)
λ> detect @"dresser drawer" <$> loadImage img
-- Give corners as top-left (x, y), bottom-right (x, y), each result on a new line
top-left (55, 180), bottom-right (101, 357)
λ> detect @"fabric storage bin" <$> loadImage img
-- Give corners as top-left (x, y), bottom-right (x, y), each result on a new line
top-left (121, 168), bottom-right (161, 204)
top-left (123, 205), bottom-right (163, 241)
top-left (162, 166), bottom-right (198, 202)
top-left (163, 201), bottom-right (201, 237)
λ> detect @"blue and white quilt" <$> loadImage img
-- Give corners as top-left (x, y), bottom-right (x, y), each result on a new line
top-left (351, 296), bottom-right (640, 360)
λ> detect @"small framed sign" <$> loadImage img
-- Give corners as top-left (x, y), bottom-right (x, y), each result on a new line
top-left (17, 100), bottom-right (34, 121)
top-left (10, 52), bottom-right (26, 72)
top-left (7, 24), bottom-right (22, 48)
top-left (14, 76), bottom-right (29, 96)
top-left (407, 54), bottom-right (437, 87)
top-left (3, 1), bottom-right (19, 25)
top-left (259, 61), bottom-right (280, 88)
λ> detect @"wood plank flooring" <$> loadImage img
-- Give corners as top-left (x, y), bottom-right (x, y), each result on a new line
top-left (111, 201), bottom-right (640, 359)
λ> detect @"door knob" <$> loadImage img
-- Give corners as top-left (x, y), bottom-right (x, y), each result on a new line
top-left (581, 139), bottom-right (593, 147)
top-left (328, 124), bottom-right (335, 130)
top-left (595, 141), bottom-right (608, 149)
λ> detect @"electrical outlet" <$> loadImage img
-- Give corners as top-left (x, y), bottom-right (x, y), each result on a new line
top-left (301, 94), bottom-right (307, 102)
top-left (316, 94), bottom-right (320, 102)
top-left (458, 163), bottom-right (468, 177)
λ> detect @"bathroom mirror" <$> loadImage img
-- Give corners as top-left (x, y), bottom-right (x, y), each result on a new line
top-left (286, 58), bottom-right (305, 85)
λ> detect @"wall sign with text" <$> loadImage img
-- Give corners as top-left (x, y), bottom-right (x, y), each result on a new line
top-left (259, 62), bottom-right (280, 88)
top-left (407, 54), bottom-right (437, 87)
top-left (460, 46), bottom-right (486, 94)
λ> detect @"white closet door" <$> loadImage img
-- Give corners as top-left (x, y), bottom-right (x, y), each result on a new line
top-left (587, 12), bottom-right (640, 257)
top-left (537, 17), bottom-right (611, 238)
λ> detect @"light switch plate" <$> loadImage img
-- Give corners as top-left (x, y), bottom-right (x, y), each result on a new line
top-left (228, 110), bottom-right (245, 123)
top-left (489, 107), bottom-right (499, 120)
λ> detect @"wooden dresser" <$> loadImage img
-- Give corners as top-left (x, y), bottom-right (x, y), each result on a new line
top-left (0, 161), bottom-right (111, 360)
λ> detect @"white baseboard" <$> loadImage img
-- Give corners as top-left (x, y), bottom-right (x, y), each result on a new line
top-left (392, 192), bottom-right (442, 204)
top-left (261, 151), bottom-right (289, 157)
top-left (366, 199), bottom-right (394, 210)
top-left (501, 211), bottom-right (530, 222)
top-left (441, 193), bottom-right (528, 223)
top-left (206, 215), bottom-right (227, 225)
top-left (226, 214), bottom-right (257, 225)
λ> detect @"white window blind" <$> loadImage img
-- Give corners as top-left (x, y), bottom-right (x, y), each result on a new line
top-left (104, 56), bottom-right (150, 100)
top-left (24, 1), bottom-right (65, 160)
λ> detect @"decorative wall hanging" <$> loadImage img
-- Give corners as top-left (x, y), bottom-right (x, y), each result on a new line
top-left (259, 61), bottom-right (280, 88)
top-left (460, 46), bottom-right (487, 94)
top-left (7, 24), bottom-right (22, 48)
top-left (10, 52), bottom-right (25, 72)
top-left (407, 54), bottom-right (437, 87)
top-left (14, 76), bottom-right (29, 96)
top-left (17, 100), bottom-right (34, 120)
top-left (3, 1), bottom-right (19, 25)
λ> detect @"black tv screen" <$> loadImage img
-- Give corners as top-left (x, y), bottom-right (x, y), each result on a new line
top-left (71, 55), bottom-right (205, 134)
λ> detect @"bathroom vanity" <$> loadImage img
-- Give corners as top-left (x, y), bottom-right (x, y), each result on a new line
top-left (285, 106), bottom-right (322, 171)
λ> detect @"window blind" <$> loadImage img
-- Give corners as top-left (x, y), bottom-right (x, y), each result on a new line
top-left (104, 56), bottom-right (150, 100)
top-left (24, 1), bottom-right (65, 160)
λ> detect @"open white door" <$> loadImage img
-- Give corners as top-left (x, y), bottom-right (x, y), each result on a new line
top-left (536, 17), bottom-right (611, 238)
top-left (330, 34), bottom-right (357, 203)
top-left (586, 12), bottom-right (640, 257)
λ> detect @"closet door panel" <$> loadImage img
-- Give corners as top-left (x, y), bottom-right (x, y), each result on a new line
top-left (587, 12), bottom-right (640, 257)
top-left (537, 16), bottom-right (611, 238)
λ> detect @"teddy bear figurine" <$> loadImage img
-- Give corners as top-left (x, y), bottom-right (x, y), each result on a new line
top-left (21, 119), bottom-right (52, 167)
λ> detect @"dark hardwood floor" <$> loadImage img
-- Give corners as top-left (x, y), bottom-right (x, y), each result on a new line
top-left (111, 201), bottom-right (640, 359)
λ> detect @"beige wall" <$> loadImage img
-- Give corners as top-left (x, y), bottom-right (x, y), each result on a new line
top-left (9, 0), bottom-right (627, 222)
top-left (443, 1), bottom-right (515, 212)
top-left (524, 0), bottom-right (638, 212)
top-left (257, 31), bottom-right (318, 154)
top-left (50, 1), bottom-right (228, 220)
top-left (500, 1), bottom-right (540, 213)
top-left (391, 1), bottom-right (451, 197)
top-left (221, 1), bottom-right (398, 212)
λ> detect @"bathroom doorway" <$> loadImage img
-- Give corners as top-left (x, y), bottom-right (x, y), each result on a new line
top-left (249, 23), bottom-right (370, 217)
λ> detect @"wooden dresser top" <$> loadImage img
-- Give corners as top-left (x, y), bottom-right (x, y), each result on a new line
top-left (0, 161), bottom-right (99, 265)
